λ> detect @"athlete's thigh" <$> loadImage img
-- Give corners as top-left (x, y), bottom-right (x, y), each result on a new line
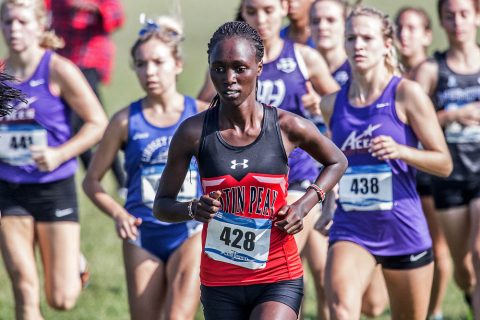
top-left (0, 216), bottom-right (38, 285)
top-left (299, 204), bottom-right (321, 254)
top-left (36, 221), bottom-right (81, 299)
top-left (123, 241), bottom-right (166, 320)
top-left (326, 241), bottom-right (377, 307)
top-left (421, 196), bottom-right (445, 243)
top-left (361, 265), bottom-right (388, 317)
top-left (469, 198), bottom-right (480, 256)
top-left (250, 301), bottom-right (298, 320)
top-left (164, 232), bottom-right (202, 318)
top-left (436, 206), bottom-right (470, 263)
top-left (304, 230), bottom-right (328, 276)
top-left (382, 263), bottom-right (433, 320)
top-left (288, 191), bottom-right (320, 252)
top-left (421, 196), bottom-right (451, 264)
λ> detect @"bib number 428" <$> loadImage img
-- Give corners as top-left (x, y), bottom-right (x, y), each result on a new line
top-left (219, 227), bottom-right (256, 252)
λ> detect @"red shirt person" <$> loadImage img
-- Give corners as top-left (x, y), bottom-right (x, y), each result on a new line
top-left (46, 0), bottom-right (124, 84)
top-left (45, 0), bottom-right (127, 190)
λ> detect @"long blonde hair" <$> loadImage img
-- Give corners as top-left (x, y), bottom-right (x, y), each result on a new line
top-left (347, 6), bottom-right (399, 75)
top-left (0, 0), bottom-right (64, 50)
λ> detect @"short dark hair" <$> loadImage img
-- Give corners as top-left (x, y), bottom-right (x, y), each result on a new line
top-left (311, 0), bottom-right (349, 20)
top-left (207, 21), bottom-right (264, 63)
top-left (395, 7), bottom-right (432, 31)
top-left (437, 0), bottom-right (479, 19)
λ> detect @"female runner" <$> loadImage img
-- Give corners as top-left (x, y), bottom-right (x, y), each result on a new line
top-left (320, 6), bottom-right (452, 319)
top-left (154, 20), bottom-right (347, 320)
top-left (83, 16), bottom-right (205, 320)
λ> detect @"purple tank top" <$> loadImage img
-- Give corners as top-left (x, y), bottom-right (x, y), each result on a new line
top-left (0, 50), bottom-right (77, 183)
top-left (329, 76), bottom-right (431, 256)
top-left (257, 40), bottom-right (319, 185)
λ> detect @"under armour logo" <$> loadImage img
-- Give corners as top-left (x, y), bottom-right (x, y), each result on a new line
top-left (230, 159), bottom-right (249, 169)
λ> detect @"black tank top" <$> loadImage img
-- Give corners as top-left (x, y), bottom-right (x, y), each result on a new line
top-left (197, 104), bottom-right (303, 286)
top-left (198, 104), bottom-right (289, 181)
top-left (433, 51), bottom-right (480, 180)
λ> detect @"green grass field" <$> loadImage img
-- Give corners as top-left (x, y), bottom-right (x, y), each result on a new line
top-left (0, 0), bottom-right (474, 319)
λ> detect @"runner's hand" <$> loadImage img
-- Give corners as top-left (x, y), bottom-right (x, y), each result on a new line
top-left (274, 204), bottom-right (304, 235)
top-left (30, 145), bottom-right (64, 172)
top-left (369, 135), bottom-right (405, 160)
top-left (302, 81), bottom-right (322, 116)
top-left (114, 211), bottom-right (142, 240)
top-left (453, 102), bottom-right (480, 126)
top-left (194, 191), bottom-right (222, 223)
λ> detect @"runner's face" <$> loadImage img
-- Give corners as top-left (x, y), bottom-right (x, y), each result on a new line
top-left (209, 37), bottom-right (261, 106)
top-left (286, 0), bottom-right (312, 21)
top-left (242, 0), bottom-right (287, 41)
top-left (133, 38), bottom-right (182, 96)
top-left (310, 0), bottom-right (345, 51)
top-left (396, 11), bottom-right (431, 58)
top-left (1, 5), bottom-right (42, 53)
top-left (345, 15), bottom-right (390, 72)
top-left (440, 0), bottom-right (479, 44)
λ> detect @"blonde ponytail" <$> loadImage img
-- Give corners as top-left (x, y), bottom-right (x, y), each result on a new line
top-left (40, 30), bottom-right (65, 50)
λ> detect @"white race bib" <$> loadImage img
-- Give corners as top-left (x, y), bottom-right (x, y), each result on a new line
top-left (141, 164), bottom-right (198, 208)
top-left (339, 164), bottom-right (393, 211)
top-left (205, 211), bottom-right (271, 270)
top-left (0, 124), bottom-right (47, 166)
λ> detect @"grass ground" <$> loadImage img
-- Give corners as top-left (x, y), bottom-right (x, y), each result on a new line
top-left (0, 0), bottom-right (474, 319)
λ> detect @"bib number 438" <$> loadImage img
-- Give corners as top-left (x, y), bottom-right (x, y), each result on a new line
top-left (350, 177), bottom-right (379, 195)
top-left (339, 164), bottom-right (393, 211)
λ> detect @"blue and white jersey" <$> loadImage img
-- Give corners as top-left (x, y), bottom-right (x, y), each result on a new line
top-left (124, 96), bottom-right (201, 224)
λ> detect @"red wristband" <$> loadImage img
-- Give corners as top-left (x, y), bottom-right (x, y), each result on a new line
top-left (307, 184), bottom-right (325, 203)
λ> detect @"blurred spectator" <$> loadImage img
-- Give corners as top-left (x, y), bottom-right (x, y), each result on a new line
top-left (47, 0), bottom-right (127, 192)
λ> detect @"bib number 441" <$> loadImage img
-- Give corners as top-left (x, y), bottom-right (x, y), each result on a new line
top-left (10, 135), bottom-right (33, 150)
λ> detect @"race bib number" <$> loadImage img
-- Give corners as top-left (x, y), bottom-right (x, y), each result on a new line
top-left (339, 164), bottom-right (393, 211)
top-left (141, 165), bottom-right (198, 208)
top-left (0, 124), bottom-right (47, 166)
top-left (205, 211), bottom-right (271, 270)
